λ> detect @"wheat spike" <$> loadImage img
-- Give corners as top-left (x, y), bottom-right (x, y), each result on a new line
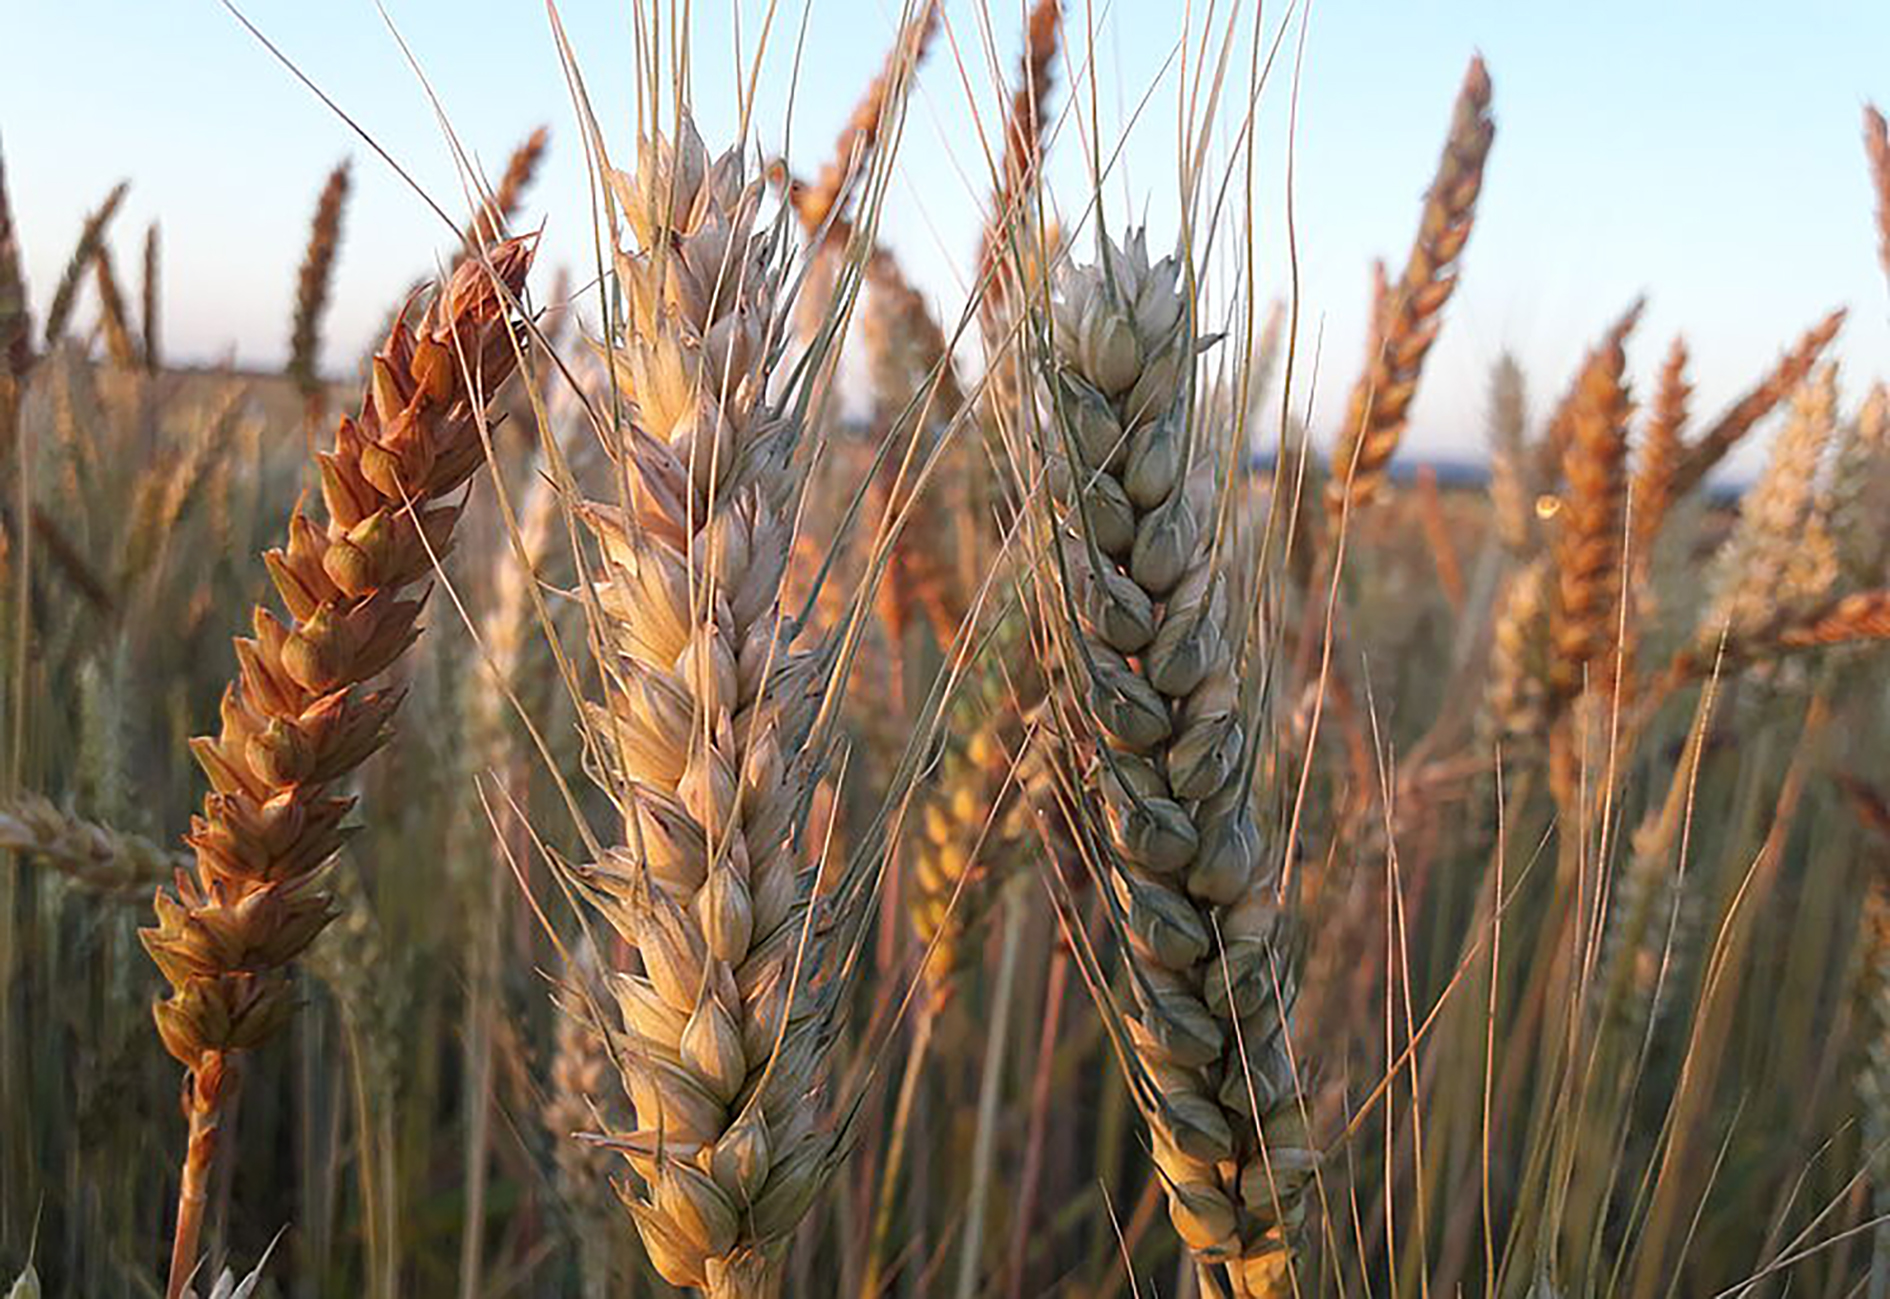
top-left (1630, 336), bottom-right (1691, 582)
top-left (140, 238), bottom-right (534, 1299)
top-left (0, 791), bottom-right (189, 897)
top-left (42, 181), bottom-right (127, 349)
top-left (469, 126), bottom-right (550, 249)
top-left (1026, 228), bottom-right (1313, 1292)
top-left (0, 141), bottom-right (33, 379)
top-left (1821, 383), bottom-right (1890, 590)
top-left (578, 114), bottom-right (873, 1298)
top-left (1700, 362), bottom-right (1839, 646)
top-left (1485, 558), bottom-right (1554, 750)
top-left (1669, 308), bottom-right (1845, 498)
top-left (1547, 307), bottom-right (1638, 704)
top-left (92, 239), bottom-right (139, 369)
top-left (141, 222), bottom-right (161, 374)
top-left (288, 162), bottom-right (352, 403)
top-left (1864, 105), bottom-right (1890, 290)
top-left (1327, 56), bottom-right (1493, 519)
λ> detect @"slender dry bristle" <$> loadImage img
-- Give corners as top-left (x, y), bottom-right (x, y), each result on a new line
top-left (288, 162), bottom-right (352, 400)
top-left (1865, 105), bottom-right (1890, 289)
top-left (1548, 307), bottom-right (1637, 703)
top-left (42, 181), bottom-right (128, 349)
top-left (1328, 56), bottom-right (1494, 519)
top-left (979, 0), bottom-right (1062, 300)
top-left (469, 125), bottom-right (550, 248)
top-left (1670, 307), bottom-right (1846, 498)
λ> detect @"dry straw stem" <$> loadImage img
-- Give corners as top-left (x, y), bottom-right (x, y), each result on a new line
top-left (577, 115), bottom-right (877, 1298)
top-left (1029, 229), bottom-right (1314, 1293)
top-left (0, 791), bottom-right (190, 897)
top-left (1865, 104), bottom-right (1890, 289)
top-left (1547, 306), bottom-right (1637, 704)
top-left (288, 162), bottom-right (352, 401)
top-left (1326, 56), bottom-right (1493, 520)
top-left (1668, 307), bottom-right (1845, 498)
top-left (41, 181), bottom-right (127, 349)
top-left (140, 238), bottom-right (534, 1299)
top-left (468, 125), bottom-right (550, 249)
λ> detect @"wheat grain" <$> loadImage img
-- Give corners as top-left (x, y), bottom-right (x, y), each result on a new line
top-left (1327, 57), bottom-right (1493, 519)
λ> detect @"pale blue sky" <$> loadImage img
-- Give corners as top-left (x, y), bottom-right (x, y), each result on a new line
top-left (5, 1), bottom-right (1887, 473)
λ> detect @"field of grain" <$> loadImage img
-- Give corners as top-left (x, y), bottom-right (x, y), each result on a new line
top-left (4, 4), bottom-right (1890, 1297)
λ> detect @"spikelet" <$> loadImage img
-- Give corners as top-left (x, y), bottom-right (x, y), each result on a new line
top-left (1864, 105), bottom-right (1890, 289)
top-left (1547, 309), bottom-right (1637, 704)
top-left (42, 181), bottom-right (127, 349)
top-left (1700, 363), bottom-right (1839, 647)
top-left (1669, 308), bottom-right (1845, 498)
top-left (1327, 57), bottom-right (1493, 519)
top-left (1852, 864), bottom-right (1890, 1290)
top-left (288, 163), bottom-right (352, 404)
top-left (141, 238), bottom-right (534, 1299)
top-left (579, 114), bottom-right (864, 1297)
top-left (0, 791), bottom-right (189, 897)
top-left (1025, 228), bottom-right (1313, 1290)
top-left (1485, 354), bottom-right (1535, 556)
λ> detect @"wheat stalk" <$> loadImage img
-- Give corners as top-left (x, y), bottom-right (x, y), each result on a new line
top-left (1024, 228), bottom-right (1313, 1295)
top-left (1327, 57), bottom-right (1493, 520)
top-left (140, 238), bottom-right (534, 1299)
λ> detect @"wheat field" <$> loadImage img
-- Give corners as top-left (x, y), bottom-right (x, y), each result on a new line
top-left (3, 3), bottom-right (1890, 1296)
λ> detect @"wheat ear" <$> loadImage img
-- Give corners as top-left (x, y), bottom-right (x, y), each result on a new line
top-left (1485, 353), bottom-right (1535, 556)
top-left (1028, 229), bottom-right (1313, 1294)
top-left (1864, 105), bottom-right (1890, 289)
top-left (1547, 307), bottom-right (1638, 705)
top-left (577, 114), bottom-right (866, 1298)
top-left (1327, 57), bottom-right (1493, 519)
top-left (91, 237), bottom-right (139, 369)
top-left (1629, 336), bottom-right (1691, 583)
top-left (1668, 308), bottom-right (1845, 498)
top-left (41, 181), bottom-right (127, 349)
top-left (140, 238), bottom-right (534, 1299)
top-left (0, 791), bottom-right (189, 897)
top-left (288, 162), bottom-right (352, 411)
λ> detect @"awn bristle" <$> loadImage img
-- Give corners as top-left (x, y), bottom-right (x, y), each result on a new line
top-left (1547, 307), bottom-right (1637, 705)
top-left (42, 181), bottom-right (127, 350)
top-left (140, 238), bottom-right (534, 1299)
top-left (577, 116), bottom-right (863, 1298)
top-left (288, 162), bottom-right (352, 403)
top-left (1669, 307), bottom-right (1846, 498)
top-left (1031, 229), bottom-right (1313, 1293)
top-left (0, 791), bottom-right (189, 897)
top-left (1327, 56), bottom-right (1493, 520)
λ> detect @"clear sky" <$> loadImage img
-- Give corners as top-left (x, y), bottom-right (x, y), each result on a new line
top-left (5, 1), bottom-right (1887, 475)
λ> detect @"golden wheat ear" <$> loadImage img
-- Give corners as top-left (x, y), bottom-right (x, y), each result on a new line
top-left (143, 237), bottom-right (535, 1299)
